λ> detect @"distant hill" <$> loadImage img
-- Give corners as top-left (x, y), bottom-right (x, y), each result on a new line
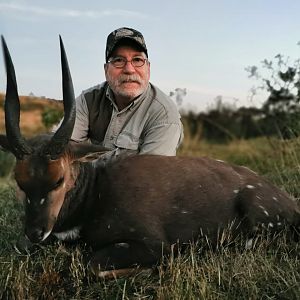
top-left (0, 93), bottom-right (63, 137)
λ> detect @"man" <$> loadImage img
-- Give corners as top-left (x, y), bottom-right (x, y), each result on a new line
top-left (71, 27), bottom-right (183, 159)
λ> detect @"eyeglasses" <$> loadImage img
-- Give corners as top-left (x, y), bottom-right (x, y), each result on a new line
top-left (107, 56), bottom-right (148, 68)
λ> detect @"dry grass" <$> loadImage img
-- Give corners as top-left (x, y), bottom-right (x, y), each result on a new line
top-left (0, 93), bottom-right (63, 136)
top-left (0, 135), bottom-right (300, 299)
top-left (0, 206), bottom-right (299, 299)
top-left (0, 94), bottom-right (299, 299)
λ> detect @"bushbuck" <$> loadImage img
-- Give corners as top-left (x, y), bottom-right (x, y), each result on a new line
top-left (0, 36), bottom-right (299, 278)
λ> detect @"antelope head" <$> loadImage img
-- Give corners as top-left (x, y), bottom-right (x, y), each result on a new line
top-left (0, 36), bottom-right (103, 243)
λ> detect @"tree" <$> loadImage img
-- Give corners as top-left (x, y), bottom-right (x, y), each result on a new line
top-left (246, 50), bottom-right (300, 137)
top-left (42, 107), bottom-right (64, 130)
top-left (169, 88), bottom-right (187, 106)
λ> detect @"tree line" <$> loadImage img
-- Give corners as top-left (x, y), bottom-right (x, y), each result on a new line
top-left (181, 52), bottom-right (300, 143)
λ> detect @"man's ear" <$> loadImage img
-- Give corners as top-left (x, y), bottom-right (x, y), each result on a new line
top-left (104, 63), bottom-right (108, 73)
top-left (68, 141), bottom-right (109, 162)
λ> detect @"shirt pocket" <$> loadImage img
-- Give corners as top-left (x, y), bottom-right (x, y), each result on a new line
top-left (115, 131), bottom-right (140, 150)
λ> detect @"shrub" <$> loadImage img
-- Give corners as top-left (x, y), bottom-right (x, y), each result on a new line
top-left (42, 107), bottom-right (64, 130)
top-left (0, 151), bottom-right (15, 177)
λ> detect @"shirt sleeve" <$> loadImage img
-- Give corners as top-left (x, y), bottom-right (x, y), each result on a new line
top-left (139, 122), bottom-right (183, 156)
top-left (70, 93), bottom-right (90, 142)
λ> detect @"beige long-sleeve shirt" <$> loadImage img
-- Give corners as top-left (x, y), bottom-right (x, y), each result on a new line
top-left (71, 82), bottom-right (183, 159)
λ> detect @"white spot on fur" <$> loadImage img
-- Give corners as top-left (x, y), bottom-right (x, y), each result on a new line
top-left (272, 197), bottom-right (278, 202)
top-left (257, 183), bottom-right (263, 187)
top-left (233, 190), bottom-right (239, 194)
top-left (277, 222), bottom-right (282, 226)
top-left (246, 185), bottom-right (255, 189)
top-left (40, 198), bottom-right (45, 205)
top-left (216, 159), bottom-right (225, 163)
top-left (268, 222), bottom-right (274, 228)
top-left (245, 238), bottom-right (253, 250)
top-left (53, 227), bottom-right (81, 241)
top-left (181, 210), bottom-right (189, 214)
top-left (115, 243), bottom-right (129, 248)
top-left (258, 205), bottom-right (269, 216)
top-left (107, 224), bottom-right (111, 229)
top-left (27, 198), bottom-right (31, 204)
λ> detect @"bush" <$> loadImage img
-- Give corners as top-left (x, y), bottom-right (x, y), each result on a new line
top-left (0, 151), bottom-right (15, 177)
top-left (42, 107), bottom-right (64, 130)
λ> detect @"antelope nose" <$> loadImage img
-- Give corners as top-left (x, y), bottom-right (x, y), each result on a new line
top-left (25, 227), bottom-right (45, 243)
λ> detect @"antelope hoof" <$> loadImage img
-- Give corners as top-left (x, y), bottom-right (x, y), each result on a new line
top-left (91, 266), bottom-right (153, 279)
top-left (89, 257), bottom-right (153, 279)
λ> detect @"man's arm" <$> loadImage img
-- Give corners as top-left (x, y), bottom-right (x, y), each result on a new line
top-left (70, 93), bottom-right (90, 142)
top-left (139, 122), bottom-right (183, 156)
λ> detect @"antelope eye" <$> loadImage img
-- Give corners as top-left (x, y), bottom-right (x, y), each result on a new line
top-left (54, 177), bottom-right (64, 189)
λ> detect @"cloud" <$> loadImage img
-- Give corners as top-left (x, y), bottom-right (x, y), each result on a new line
top-left (0, 2), bottom-right (148, 19)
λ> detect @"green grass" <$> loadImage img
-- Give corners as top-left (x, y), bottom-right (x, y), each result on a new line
top-left (0, 137), bottom-right (300, 299)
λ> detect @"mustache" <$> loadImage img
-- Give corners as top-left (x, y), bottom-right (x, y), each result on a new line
top-left (117, 74), bottom-right (142, 84)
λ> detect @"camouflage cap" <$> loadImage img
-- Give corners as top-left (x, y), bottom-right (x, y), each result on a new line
top-left (105, 27), bottom-right (148, 62)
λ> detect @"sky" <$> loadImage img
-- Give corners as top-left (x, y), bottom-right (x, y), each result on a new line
top-left (1, 0), bottom-right (300, 111)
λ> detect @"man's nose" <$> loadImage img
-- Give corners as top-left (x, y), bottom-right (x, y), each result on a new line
top-left (122, 60), bottom-right (136, 73)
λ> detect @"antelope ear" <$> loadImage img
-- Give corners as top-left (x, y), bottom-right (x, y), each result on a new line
top-left (68, 141), bottom-right (109, 162)
top-left (0, 134), bottom-right (12, 153)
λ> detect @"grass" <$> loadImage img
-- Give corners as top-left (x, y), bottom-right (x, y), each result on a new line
top-left (0, 136), bottom-right (300, 299)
